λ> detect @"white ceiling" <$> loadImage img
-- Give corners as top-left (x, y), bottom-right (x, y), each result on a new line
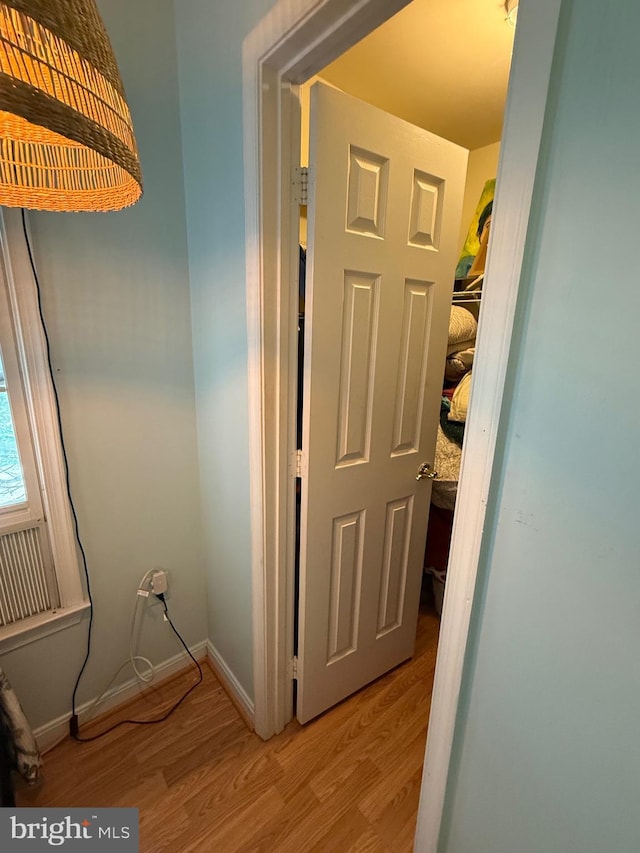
top-left (319, 0), bottom-right (515, 151)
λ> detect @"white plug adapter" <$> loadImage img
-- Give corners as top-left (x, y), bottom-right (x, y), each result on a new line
top-left (151, 569), bottom-right (168, 595)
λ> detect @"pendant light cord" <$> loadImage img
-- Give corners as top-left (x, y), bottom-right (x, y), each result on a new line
top-left (20, 209), bottom-right (95, 724)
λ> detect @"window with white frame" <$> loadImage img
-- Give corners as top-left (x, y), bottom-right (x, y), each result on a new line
top-left (0, 349), bottom-right (26, 506)
top-left (0, 209), bottom-right (87, 652)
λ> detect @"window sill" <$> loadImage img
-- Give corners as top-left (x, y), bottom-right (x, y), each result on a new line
top-left (0, 602), bottom-right (90, 654)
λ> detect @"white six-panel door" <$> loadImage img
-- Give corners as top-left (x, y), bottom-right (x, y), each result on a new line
top-left (297, 82), bottom-right (467, 723)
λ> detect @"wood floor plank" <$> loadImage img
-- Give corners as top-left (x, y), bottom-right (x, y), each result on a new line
top-left (302, 810), bottom-right (390, 853)
top-left (109, 772), bottom-right (169, 812)
top-left (256, 759), bottom-right (382, 853)
top-left (367, 766), bottom-right (426, 851)
top-left (308, 674), bottom-right (432, 802)
top-left (181, 786), bottom-right (287, 853)
top-left (234, 781), bottom-right (323, 852)
top-left (157, 729), bottom-right (266, 816)
top-left (350, 827), bottom-right (395, 853)
top-left (272, 637), bottom-right (436, 806)
top-left (182, 751), bottom-right (284, 822)
top-left (358, 730), bottom-right (427, 821)
top-left (16, 603), bottom-right (440, 853)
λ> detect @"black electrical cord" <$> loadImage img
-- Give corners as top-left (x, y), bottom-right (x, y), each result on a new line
top-left (20, 210), bottom-right (203, 743)
top-left (71, 593), bottom-right (203, 743)
top-left (20, 209), bottom-right (95, 729)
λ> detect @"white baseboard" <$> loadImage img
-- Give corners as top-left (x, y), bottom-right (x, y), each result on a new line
top-left (34, 640), bottom-right (208, 751)
top-left (206, 640), bottom-right (255, 730)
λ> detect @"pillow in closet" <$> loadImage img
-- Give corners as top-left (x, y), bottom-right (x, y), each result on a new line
top-left (448, 371), bottom-right (473, 423)
top-left (444, 346), bottom-right (475, 382)
top-left (448, 306), bottom-right (477, 351)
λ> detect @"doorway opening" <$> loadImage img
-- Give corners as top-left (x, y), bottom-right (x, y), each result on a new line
top-left (292, 0), bottom-right (514, 724)
top-left (243, 0), bottom-right (560, 846)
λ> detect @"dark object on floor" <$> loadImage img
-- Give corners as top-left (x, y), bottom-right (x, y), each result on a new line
top-left (425, 504), bottom-right (454, 572)
top-left (0, 716), bottom-right (16, 806)
top-left (424, 504), bottom-right (455, 617)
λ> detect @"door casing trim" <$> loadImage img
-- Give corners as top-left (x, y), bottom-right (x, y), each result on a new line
top-left (242, 1), bottom-right (561, 848)
top-left (242, 0), bottom-right (413, 743)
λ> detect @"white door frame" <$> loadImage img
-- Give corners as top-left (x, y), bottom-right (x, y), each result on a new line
top-left (243, 0), bottom-right (561, 846)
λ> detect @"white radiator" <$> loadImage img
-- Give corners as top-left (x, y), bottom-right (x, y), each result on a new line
top-left (0, 525), bottom-right (60, 626)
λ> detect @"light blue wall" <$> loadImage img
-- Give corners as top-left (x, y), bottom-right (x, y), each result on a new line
top-left (7, 9), bottom-right (637, 846)
top-left (441, 1), bottom-right (640, 850)
top-left (1, 0), bottom-right (208, 730)
top-left (174, 0), bottom-right (276, 699)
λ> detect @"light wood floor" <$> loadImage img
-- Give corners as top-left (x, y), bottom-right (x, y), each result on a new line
top-left (17, 600), bottom-right (440, 852)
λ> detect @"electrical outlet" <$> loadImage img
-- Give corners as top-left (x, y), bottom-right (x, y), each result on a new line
top-left (151, 569), bottom-right (168, 595)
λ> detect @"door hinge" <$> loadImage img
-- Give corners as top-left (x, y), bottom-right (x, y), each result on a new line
top-left (295, 449), bottom-right (304, 479)
top-left (291, 656), bottom-right (299, 679)
top-left (294, 166), bottom-right (309, 206)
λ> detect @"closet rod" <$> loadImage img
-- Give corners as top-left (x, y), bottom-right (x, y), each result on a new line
top-left (452, 295), bottom-right (482, 304)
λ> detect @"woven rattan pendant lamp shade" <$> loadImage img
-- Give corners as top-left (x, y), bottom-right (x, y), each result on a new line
top-left (0, 0), bottom-right (142, 211)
